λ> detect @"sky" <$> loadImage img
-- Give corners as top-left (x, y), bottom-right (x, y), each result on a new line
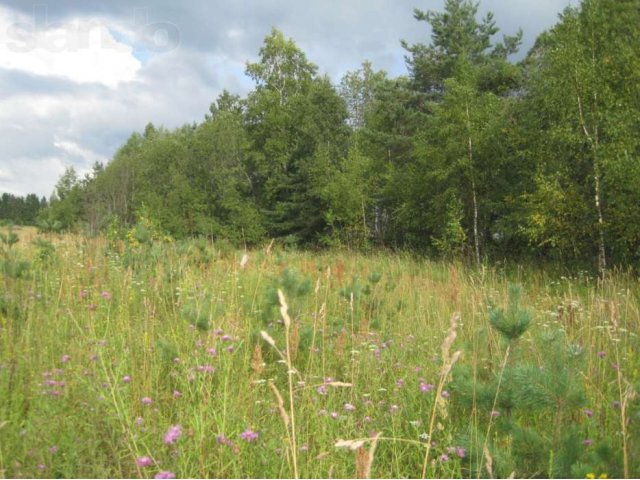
top-left (0, 0), bottom-right (578, 198)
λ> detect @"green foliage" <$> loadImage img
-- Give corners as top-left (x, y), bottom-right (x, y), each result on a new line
top-left (488, 284), bottom-right (532, 341)
top-left (32, 238), bottom-right (56, 262)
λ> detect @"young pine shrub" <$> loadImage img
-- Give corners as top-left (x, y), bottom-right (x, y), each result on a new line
top-left (449, 284), bottom-right (592, 478)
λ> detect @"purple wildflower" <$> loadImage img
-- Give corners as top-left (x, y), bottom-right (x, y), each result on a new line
top-left (240, 428), bottom-right (258, 442)
top-left (583, 439), bottom-right (593, 446)
top-left (396, 379), bottom-right (405, 388)
top-left (584, 408), bottom-right (593, 418)
top-left (100, 291), bottom-right (112, 300)
top-left (48, 446), bottom-right (58, 455)
top-left (135, 417), bottom-right (144, 426)
top-left (330, 411), bottom-right (339, 420)
top-left (389, 404), bottom-right (399, 414)
top-left (441, 390), bottom-right (450, 398)
top-left (612, 400), bottom-right (621, 409)
top-left (123, 375), bottom-right (131, 384)
top-left (456, 447), bottom-right (466, 458)
top-left (61, 354), bottom-right (71, 363)
top-left (420, 382), bottom-right (434, 393)
top-left (173, 390), bottom-right (182, 399)
top-left (136, 456), bottom-right (153, 467)
top-left (316, 385), bottom-right (327, 395)
top-left (206, 348), bottom-right (217, 356)
top-left (344, 403), bottom-right (356, 412)
top-left (221, 334), bottom-right (232, 342)
top-left (440, 454), bottom-right (449, 462)
top-left (154, 471), bottom-right (176, 479)
top-left (597, 351), bottom-right (606, 358)
top-left (164, 425), bottom-right (182, 445)
top-left (141, 397), bottom-right (152, 405)
top-left (490, 410), bottom-right (500, 418)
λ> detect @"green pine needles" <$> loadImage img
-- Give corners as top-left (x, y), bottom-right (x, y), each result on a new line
top-left (488, 284), bottom-right (532, 341)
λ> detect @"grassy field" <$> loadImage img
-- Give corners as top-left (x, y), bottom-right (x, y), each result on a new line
top-left (0, 230), bottom-right (638, 478)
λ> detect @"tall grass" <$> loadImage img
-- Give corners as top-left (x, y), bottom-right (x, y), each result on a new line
top-left (0, 230), bottom-right (638, 478)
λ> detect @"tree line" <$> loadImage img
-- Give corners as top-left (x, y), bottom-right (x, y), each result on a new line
top-left (6, 0), bottom-right (640, 272)
top-left (0, 193), bottom-right (47, 226)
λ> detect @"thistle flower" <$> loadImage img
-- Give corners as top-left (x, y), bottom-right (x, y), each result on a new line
top-left (136, 456), bottom-right (153, 467)
top-left (420, 382), bottom-right (434, 393)
top-left (100, 291), bottom-right (112, 300)
top-left (154, 471), bottom-right (176, 479)
top-left (240, 428), bottom-right (258, 442)
top-left (164, 425), bottom-right (182, 445)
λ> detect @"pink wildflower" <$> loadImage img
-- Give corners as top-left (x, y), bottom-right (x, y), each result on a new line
top-left (164, 425), bottom-right (182, 445)
top-left (136, 456), bottom-right (153, 467)
top-left (154, 471), bottom-right (175, 479)
top-left (240, 428), bottom-right (258, 442)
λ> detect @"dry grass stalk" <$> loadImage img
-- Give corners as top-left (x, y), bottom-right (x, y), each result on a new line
top-left (290, 320), bottom-right (300, 361)
top-left (325, 381), bottom-right (353, 388)
top-left (335, 433), bottom-right (380, 479)
top-left (251, 343), bottom-right (264, 376)
top-left (356, 433), bottom-right (380, 479)
top-left (483, 444), bottom-right (494, 479)
top-left (268, 380), bottom-right (290, 427)
top-left (278, 289), bottom-right (299, 479)
top-left (265, 238), bottom-right (274, 256)
top-left (278, 289), bottom-right (291, 330)
top-left (421, 312), bottom-right (462, 478)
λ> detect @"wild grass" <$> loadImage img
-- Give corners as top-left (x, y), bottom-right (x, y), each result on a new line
top-left (0, 231), bottom-right (638, 478)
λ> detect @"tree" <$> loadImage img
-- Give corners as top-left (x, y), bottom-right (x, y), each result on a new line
top-left (398, 0), bottom-right (521, 260)
top-left (520, 0), bottom-right (640, 272)
top-left (339, 61), bottom-right (387, 130)
top-left (245, 29), bottom-right (349, 243)
top-left (402, 0), bottom-right (521, 97)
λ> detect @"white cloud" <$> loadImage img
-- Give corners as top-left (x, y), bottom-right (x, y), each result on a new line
top-left (0, 156), bottom-right (67, 198)
top-left (0, 6), bottom-right (141, 87)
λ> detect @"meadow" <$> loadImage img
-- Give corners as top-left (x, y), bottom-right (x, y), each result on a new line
top-left (0, 227), bottom-right (638, 478)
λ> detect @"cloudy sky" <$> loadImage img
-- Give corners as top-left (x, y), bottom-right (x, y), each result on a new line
top-left (0, 0), bottom-right (577, 198)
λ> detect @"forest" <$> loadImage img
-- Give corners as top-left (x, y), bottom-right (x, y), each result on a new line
top-left (4, 0), bottom-right (640, 273)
